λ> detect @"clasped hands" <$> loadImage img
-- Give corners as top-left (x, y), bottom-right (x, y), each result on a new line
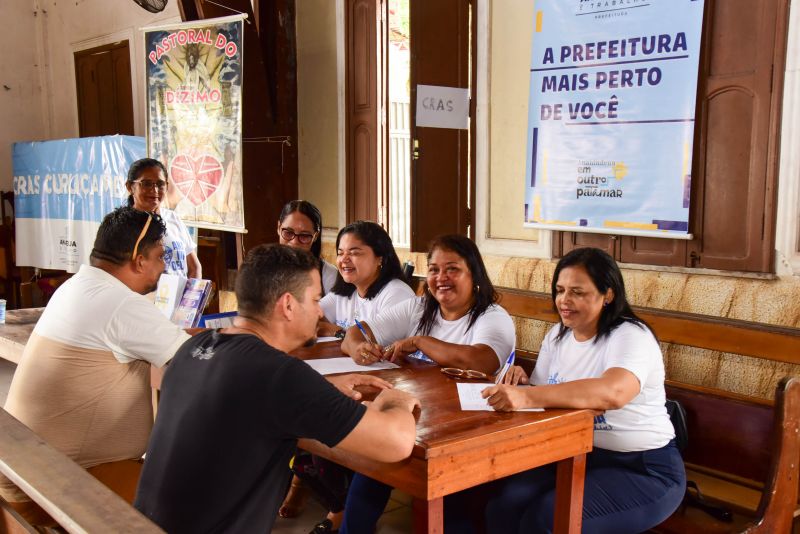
top-left (349, 336), bottom-right (419, 366)
top-left (326, 372), bottom-right (421, 418)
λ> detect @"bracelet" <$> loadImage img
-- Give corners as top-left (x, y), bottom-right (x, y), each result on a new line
top-left (334, 329), bottom-right (346, 340)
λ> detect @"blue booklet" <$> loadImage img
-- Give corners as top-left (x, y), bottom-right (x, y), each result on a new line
top-left (198, 311), bottom-right (237, 328)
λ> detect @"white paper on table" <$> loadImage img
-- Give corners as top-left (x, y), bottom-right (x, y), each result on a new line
top-left (456, 383), bottom-right (544, 412)
top-left (305, 357), bottom-right (399, 376)
top-left (315, 337), bottom-right (340, 343)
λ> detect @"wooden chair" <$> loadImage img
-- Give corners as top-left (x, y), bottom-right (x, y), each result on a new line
top-left (0, 225), bottom-right (18, 310)
top-left (0, 191), bottom-right (14, 229)
top-left (0, 191), bottom-right (21, 309)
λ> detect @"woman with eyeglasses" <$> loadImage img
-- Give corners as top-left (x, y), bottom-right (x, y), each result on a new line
top-left (125, 158), bottom-right (202, 279)
top-left (316, 220), bottom-right (415, 339)
top-left (478, 247), bottom-right (683, 534)
top-left (337, 234), bottom-right (516, 534)
top-left (279, 220), bottom-right (414, 534)
top-left (276, 201), bottom-right (338, 525)
top-left (277, 200), bottom-right (337, 294)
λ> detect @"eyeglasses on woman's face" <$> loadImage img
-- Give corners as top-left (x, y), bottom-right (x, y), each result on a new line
top-left (133, 179), bottom-right (167, 192)
top-left (279, 227), bottom-right (317, 245)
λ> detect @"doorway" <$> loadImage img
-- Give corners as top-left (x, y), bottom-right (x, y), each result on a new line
top-left (345, 0), bottom-right (474, 252)
top-left (74, 41), bottom-right (134, 137)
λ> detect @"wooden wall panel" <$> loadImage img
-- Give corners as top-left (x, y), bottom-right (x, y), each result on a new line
top-left (346, 0), bottom-right (380, 223)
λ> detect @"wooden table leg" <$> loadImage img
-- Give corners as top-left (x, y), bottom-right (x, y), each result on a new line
top-left (553, 453), bottom-right (586, 534)
top-left (412, 496), bottom-right (443, 534)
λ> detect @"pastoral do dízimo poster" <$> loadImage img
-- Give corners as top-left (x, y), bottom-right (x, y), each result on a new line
top-left (145, 15), bottom-right (245, 232)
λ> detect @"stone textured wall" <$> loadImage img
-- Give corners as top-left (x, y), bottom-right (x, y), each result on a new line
top-left (218, 244), bottom-right (800, 399)
top-left (381, 248), bottom-right (800, 400)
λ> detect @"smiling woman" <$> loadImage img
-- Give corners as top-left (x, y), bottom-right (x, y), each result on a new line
top-left (125, 158), bottom-right (201, 279)
top-left (337, 234), bottom-right (516, 534)
top-left (479, 247), bottom-right (684, 534)
top-left (317, 220), bottom-right (415, 337)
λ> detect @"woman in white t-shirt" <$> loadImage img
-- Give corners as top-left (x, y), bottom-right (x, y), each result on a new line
top-left (281, 220), bottom-right (413, 532)
top-left (480, 247), bottom-right (685, 534)
top-left (342, 234), bottom-right (515, 374)
top-left (125, 159), bottom-right (201, 279)
top-left (316, 220), bottom-right (415, 338)
top-left (338, 234), bottom-right (516, 534)
top-left (277, 200), bottom-right (338, 294)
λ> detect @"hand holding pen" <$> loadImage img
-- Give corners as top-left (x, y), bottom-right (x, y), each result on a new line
top-left (352, 319), bottom-right (384, 365)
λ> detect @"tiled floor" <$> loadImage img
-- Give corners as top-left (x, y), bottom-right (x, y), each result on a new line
top-left (0, 359), bottom-right (413, 533)
top-left (273, 489), bottom-right (412, 534)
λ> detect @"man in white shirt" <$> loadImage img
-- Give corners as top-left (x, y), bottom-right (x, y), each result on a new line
top-left (1, 207), bottom-right (190, 525)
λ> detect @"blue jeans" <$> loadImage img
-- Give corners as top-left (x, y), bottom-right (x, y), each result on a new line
top-left (486, 440), bottom-right (686, 534)
top-left (339, 475), bottom-right (392, 534)
top-left (340, 475), bottom-right (474, 534)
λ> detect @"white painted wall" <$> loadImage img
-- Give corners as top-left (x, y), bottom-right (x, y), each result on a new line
top-left (0, 0), bottom-right (181, 191)
top-left (0, 2), bottom-right (48, 192)
top-left (296, 0), bottom-right (341, 229)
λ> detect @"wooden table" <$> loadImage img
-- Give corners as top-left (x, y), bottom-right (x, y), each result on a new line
top-left (0, 308), bottom-right (42, 364)
top-left (151, 341), bottom-right (594, 533)
top-left (294, 342), bottom-right (594, 534)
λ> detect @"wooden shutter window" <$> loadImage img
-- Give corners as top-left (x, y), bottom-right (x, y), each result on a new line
top-left (555, 0), bottom-right (789, 273)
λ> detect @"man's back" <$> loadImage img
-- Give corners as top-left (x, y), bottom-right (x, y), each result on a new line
top-left (1, 264), bottom-right (189, 501)
top-left (134, 330), bottom-right (366, 534)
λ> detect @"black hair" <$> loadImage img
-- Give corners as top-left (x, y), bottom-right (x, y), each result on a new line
top-left (126, 158), bottom-right (168, 208)
top-left (417, 235), bottom-right (499, 336)
top-left (278, 200), bottom-right (323, 260)
top-left (551, 247), bottom-right (649, 343)
top-left (235, 244), bottom-right (320, 319)
top-left (330, 220), bottom-right (409, 299)
top-left (90, 206), bottom-right (167, 265)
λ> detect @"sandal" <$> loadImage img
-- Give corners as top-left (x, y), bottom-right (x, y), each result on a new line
top-left (278, 477), bottom-right (308, 518)
top-left (309, 518), bottom-right (338, 534)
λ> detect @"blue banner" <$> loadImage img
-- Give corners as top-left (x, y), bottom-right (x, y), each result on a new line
top-left (12, 135), bottom-right (145, 271)
top-left (524, 0), bottom-right (705, 238)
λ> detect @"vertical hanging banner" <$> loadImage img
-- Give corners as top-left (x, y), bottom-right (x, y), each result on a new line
top-left (12, 136), bottom-right (145, 272)
top-left (524, 1), bottom-right (705, 238)
top-left (144, 15), bottom-right (246, 232)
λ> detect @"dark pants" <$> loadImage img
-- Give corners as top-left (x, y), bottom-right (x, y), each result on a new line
top-left (341, 441), bottom-right (684, 534)
top-left (339, 475), bottom-right (481, 534)
top-left (293, 453), bottom-right (352, 513)
top-left (486, 440), bottom-right (686, 534)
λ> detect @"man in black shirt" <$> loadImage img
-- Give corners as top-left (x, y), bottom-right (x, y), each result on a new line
top-left (134, 244), bottom-right (419, 533)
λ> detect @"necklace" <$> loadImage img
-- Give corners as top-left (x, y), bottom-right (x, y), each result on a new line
top-left (225, 317), bottom-right (268, 344)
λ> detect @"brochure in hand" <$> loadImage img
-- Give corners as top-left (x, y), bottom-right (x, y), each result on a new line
top-left (154, 274), bottom-right (213, 328)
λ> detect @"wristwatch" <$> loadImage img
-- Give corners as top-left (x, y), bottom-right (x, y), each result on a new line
top-left (334, 329), bottom-right (346, 340)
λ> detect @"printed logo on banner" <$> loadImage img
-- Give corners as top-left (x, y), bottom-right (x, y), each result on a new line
top-left (57, 226), bottom-right (80, 271)
top-left (523, 0), bottom-right (704, 238)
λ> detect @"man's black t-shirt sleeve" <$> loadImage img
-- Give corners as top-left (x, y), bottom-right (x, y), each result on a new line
top-left (268, 357), bottom-right (367, 447)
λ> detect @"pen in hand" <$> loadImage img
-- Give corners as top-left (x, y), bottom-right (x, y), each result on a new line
top-left (495, 351), bottom-right (516, 385)
top-left (353, 319), bottom-right (383, 360)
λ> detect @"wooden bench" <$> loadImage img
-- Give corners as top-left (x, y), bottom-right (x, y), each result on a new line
top-left (651, 377), bottom-right (800, 533)
top-left (0, 408), bottom-right (163, 533)
top-left (410, 277), bottom-right (800, 532)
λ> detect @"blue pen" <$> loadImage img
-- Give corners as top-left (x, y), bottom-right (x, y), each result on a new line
top-left (495, 351), bottom-right (516, 384)
top-left (353, 318), bottom-right (378, 347)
